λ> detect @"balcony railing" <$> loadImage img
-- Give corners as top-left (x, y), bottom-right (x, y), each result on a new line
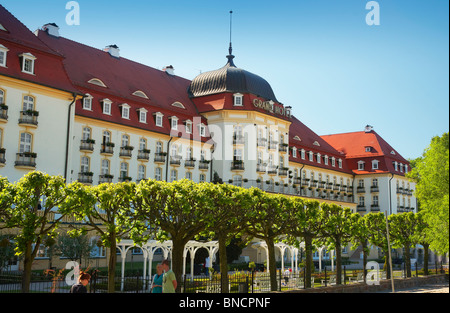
top-left (370, 186), bottom-right (379, 193)
top-left (100, 143), bottom-right (115, 155)
top-left (257, 138), bottom-right (267, 148)
top-left (267, 166), bottom-right (278, 175)
top-left (357, 186), bottom-right (366, 193)
top-left (279, 168), bottom-right (289, 177)
top-left (231, 160), bottom-right (245, 171)
top-left (279, 144), bottom-right (288, 153)
top-left (154, 152), bottom-right (167, 164)
top-left (170, 155), bottom-right (182, 166)
top-left (137, 149), bottom-right (150, 161)
top-left (184, 159), bottom-right (196, 168)
top-left (118, 176), bottom-right (132, 183)
top-left (0, 148), bottom-right (5, 165)
top-left (199, 160), bottom-right (210, 170)
top-left (78, 172), bottom-right (93, 184)
top-left (370, 204), bottom-right (380, 212)
top-left (18, 111), bottom-right (39, 126)
top-left (0, 105), bottom-right (8, 121)
top-left (256, 164), bottom-right (266, 173)
top-left (80, 139), bottom-right (95, 152)
top-left (99, 174), bottom-right (114, 184)
top-left (268, 141), bottom-right (278, 150)
top-left (15, 152), bottom-right (37, 168)
top-left (357, 205), bottom-right (366, 212)
top-left (119, 146), bottom-right (134, 158)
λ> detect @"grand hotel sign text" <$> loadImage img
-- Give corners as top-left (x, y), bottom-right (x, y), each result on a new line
top-left (253, 99), bottom-right (291, 118)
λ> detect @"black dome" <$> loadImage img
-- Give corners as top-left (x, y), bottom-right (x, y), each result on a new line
top-left (189, 55), bottom-right (278, 102)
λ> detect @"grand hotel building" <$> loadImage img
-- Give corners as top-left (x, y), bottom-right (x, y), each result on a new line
top-left (0, 5), bottom-right (417, 269)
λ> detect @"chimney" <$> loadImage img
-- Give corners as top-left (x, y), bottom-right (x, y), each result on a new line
top-left (104, 45), bottom-right (120, 59)
top-left (42, 23), bottom-right (60, 37)
top-left (163, 65), bottom-right (175, 75)
top-left (365, 125), bottom-right (374, 133)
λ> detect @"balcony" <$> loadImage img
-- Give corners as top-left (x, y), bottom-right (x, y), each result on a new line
top-left (100, 143), bottom-right (115, 156)
top-left (233, 135), bottom-right (245, 145)
top-left (199, 160), bottom-right (210, 170)
top-left (184, 159), bottom-right (196, 169)
top-left (268, 141), bottom-right (278, 150)
top-left (370, 204), bottom-right (380, 212)
top-left (118, 176), bottom-right (132, 183)
top-left (15, 152), bottom-right (37, 169)
top-left (396, 187), bottom-right (403, 194)
top-left (119, 146), bottom-right (134, 158)
top-left (0, 148), bottom-right (5, 166)
top-left (154, 152), bottom-right (167, 164)
top-left (18, 111), bottom-right (39, 127)
top-left (231, 160), bottom-right (245, 171)
top-left (267, 165), bottom-right (278, 175)
top-left (357, 186), bottom-right (366, 193)
top-left (256, 163), bottom-right (266, 173)
top-left (357, 205), bottom-right (366, 212)
top-left (80, 139), bottom-right (95, 152)
top-left (137, 149), bottom-right (151, 161)
top-left (257, 138), bottom-right (267, 148)
top-left (99, 174), bottom-right (114, 184)
top-left (78, 172), bottom-right (94, 184)
top-left (279, 143), bottom-right (288, 153)
top-left (370, 185), bottom-right (379, 193)
top-left (170, 155), bottom-right (182, 166)
top-left (0, 105), bottom-right (8, 122)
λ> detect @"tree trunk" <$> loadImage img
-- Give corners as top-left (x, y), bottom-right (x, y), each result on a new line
top-left (335, 240), bottom-right (342, 285)
top-left (362, 241), bottom-right (368, 283)
top-left (218, 235), bottom-right (229, 293)
top-left (21, 241), bottom-right (33, 293)
top-left (171, 238), bottom-right (185, 293)
top-left (108, 239), bottom-right (117, 293)
top-left (304, 236), bottom-right (313, 289)
top-left (265, 237), bottom-right (278, 292)
top-left (423, 243), bottom-right (429, 275)
top-left (404, 244), bottom-right (412, 277)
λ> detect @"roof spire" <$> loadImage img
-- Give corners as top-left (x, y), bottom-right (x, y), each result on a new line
top-left (226, 10), bottom-right (236, 66)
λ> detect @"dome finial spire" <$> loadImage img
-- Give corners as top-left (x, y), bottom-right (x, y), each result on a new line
top-left (227, 10), bottom-right (236, 66)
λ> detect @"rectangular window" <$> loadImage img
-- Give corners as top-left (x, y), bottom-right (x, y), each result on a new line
top-left (122, 106), bottom-right (130, 119)
top-left (186, 121), bottom-right (192, 134)
top-left (171, 117), bottom-right (178, 130)
top-left (83, 97), bottom-right (92, 110)
top-left (103, 100), bottom-right (111, 115)
top-left (155, 167), bottom-right (162, 181)
top-left (139, 111), bottom-right (147, 123)
top-left (156, 115), bottom-right (163, 127)
top-left (0, 50), bottom-right (6, 67)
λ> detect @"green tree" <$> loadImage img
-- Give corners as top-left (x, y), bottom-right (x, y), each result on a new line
top-left (4, 172), bottom-right (94, 292)
top-left (134, 179), bottom-right (210, 293)
top-left (57, 234), bottom-right (95, 265)
top-left (414, 211), bottom-right (431, 275)
top-left (319, 203), bottom-right (357, 285)
top-left (365, 212), bottom-right (393, 279)
top-left (407, 133), bottom-right (449, 255)
top-left (201, 183), bottom-right (251, 293)
top-left (244, 189), bottom-right (295, 291)
top-left (349, 213), bottom-right (371, 282)
top-left (286, 198), bottom-right (324, 289)
top-left (0, 176), bottom-right (14, 224)
top-left (72, 182), bottom-right (135, 293)
top-left (389, 212), bottom-right (420, 277)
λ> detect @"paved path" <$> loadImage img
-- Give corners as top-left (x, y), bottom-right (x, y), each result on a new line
top-left (378, 283), bottom-right (449, 293)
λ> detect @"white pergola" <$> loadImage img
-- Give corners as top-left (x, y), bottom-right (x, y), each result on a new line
top-left (251, 241), bottom-right (335, 273)
top-left (116, 239), bottom-right (219, 291)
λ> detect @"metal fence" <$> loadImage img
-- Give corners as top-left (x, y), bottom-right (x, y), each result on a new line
top-left (1, 262), bottom-right (447, 293)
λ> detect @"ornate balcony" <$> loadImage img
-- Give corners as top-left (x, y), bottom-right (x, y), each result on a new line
top-left (18, 111), bottom-right (39, 127)
top-left (154, 152), bottom-right (167, 164)
top-left (78, 172), bottom-right (94, 184)
top-left (80, 139), bottom-right (95, 152)
top-left (199, 160), bottom-right (210, 170)
top-left (184, 159), bottom-right (196, 169)
top-left (99, 174), bottom-right (114, 184)
top-left (137, 149), bottom-right (151, 161)
top-left (100, 143), bottom-right (115, 155)
top-left (0, 148), bottom-right (5, 166)
top-left (15, 152), bottom-right (37, 169)
top-left (231, 160), bottom-right (245, 171)
top-left (170, 155), bottom-right (182, 166)
top-left (0, 105), bottom-right (8, 122)
top-left (119, 146), bottom-right (134, 158)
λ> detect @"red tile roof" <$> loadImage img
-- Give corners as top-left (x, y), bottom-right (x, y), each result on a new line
top-left (0, 5), bottom-right (79, 94)
top-left (288, 116), bottom-right (352, 174)
top-left (321, 131), bottom-right (410, 175)
top-left (36, 29), bottom-right (210, 142)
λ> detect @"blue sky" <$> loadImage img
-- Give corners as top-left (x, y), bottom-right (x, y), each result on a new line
top-left (2, 0), bottom-right (448, 160)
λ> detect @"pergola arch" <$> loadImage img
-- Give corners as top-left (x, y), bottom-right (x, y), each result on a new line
top-left (116, 239), bottom-right (218, 291)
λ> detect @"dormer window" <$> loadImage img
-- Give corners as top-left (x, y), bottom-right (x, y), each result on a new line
top-left (331, 157), bottom-right (336, 167)
top-left (313, 141), bottom-right (320, 147)
top-left (153, 112), bottom-right (164, 127)
top-left (83, 94), bottom-right (93, 110)
top-left (233, 93), bottom-right (243, 106)
top-left (120, 103), bottom-right (130, 119)
top-left (309, 151), bottom-right (314, 162)
top-left (372, 160), bottom-right (379, 170)
top-left (171, 102), bottom-right (185, 109)
top-left (365, 146), bottom-right (372, 152)
top-left (19, 53), bottom-right (36, 75)
top-left (88, 78), bottom-right (107, 88)
top-left (324, 155), bottom-right (329, 165)
top-left (293, 136), bottom-right (301, 141)
top-left (101, 99), bottom-right (112, 115)
top-left (316, 153), bottom-right (321, 164)
top-left (0, 44), bottom-right (9, 67)
top-left (185, 120), bottom-right (193, 134)
top-left (170, 116), bottom-right (179, 130)
top-left (358, 161), bottom-right (365, 171)
top-left (138, 108), bottom-right (148, 124)
top-left (132, 90), bottom-right (149, 99)
top-left (198, 123), bottom-right (206, 137)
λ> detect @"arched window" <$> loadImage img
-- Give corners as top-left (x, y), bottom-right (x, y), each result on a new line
top-left (22, 95), bottom-right (34, 111)
top-left (80, 156), bottom-right (90, 173)
top-left (19, 132), bottom-right (32, 153)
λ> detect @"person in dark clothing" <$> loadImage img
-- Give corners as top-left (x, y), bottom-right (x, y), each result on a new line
top-left (70, 272), bottom-right (91, 293)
